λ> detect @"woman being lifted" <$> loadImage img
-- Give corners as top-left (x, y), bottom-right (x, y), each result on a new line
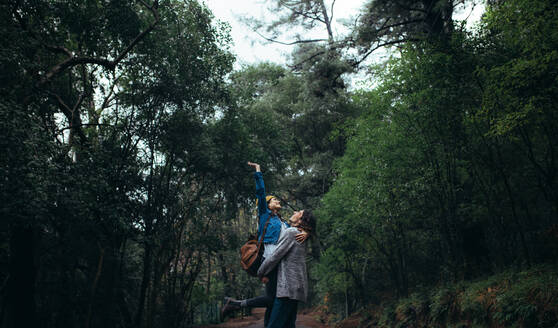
top-left (220, 162), bottom-right (307, 325)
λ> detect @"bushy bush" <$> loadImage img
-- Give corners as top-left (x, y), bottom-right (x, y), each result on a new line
top-left (491, 267), bottom-right (558, 328)
top-left (459, 274), bottom-right (504, 326)
top-left (335, 265), bottom-right (558, 328)
top-left (393, 293), bottom-right (430, 328)
top-left (430, 286), bottom-right (462, 326)
top-left (377, 302), bottom-right (397, 327)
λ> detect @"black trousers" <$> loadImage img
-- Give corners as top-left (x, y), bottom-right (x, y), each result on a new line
top-left (268, 297), bottom-right (298, 328)
top-left (245, 267), bottom-right (278, 327)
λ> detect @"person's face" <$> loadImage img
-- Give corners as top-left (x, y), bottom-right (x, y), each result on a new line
top-left (289, 210), bottom-right (304, 227)
top-left (268, 197), bottom-right (281, 211)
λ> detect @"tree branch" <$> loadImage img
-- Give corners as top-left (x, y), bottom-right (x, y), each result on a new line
top-left (395, 1), bottom-right (428, 13)
top-left (287, 40), bottom-right (348, 71)
top-left (100, 74), bottom-right (122, 112)
top-left (38, 0), bottom-right (160, 87)
top-left (49, 92), bottom-right (87, 143)
top-left (283, 3), bottom-right (325, 24)
top-left (254, 30), bottom-right (328, 45)
top-left (352, 38), bottom-right (417, 68)
top-left (44, 45), bottom-right (74, 57)
top-left (113, 0), bottom-right (160, 65)
top-left (376, 19), bottom-right (424, 33)
top-left (58, 123), bottom-right (114, 133)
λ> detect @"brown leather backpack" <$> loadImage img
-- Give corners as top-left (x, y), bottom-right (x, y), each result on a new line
top-left (240, 217), bottom-right (271, 277)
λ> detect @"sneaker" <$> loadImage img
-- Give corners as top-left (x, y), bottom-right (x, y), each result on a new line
top-left (220, 297), bottom-right (241, 321)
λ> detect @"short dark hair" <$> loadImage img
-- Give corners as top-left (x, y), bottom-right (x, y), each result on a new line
top-left (299, 210), bottom-right (316, 236)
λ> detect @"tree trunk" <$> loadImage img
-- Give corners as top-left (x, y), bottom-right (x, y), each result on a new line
top-left (5, 226), bottom-right (38, 328)
top-left (206, 252), bottom-right (211, 295)
top-left (134, 243), bottom-right (152, 327)
top-left (317, 0), bottom-right (334, 43)
top-left (86, 246), bottom-right (105, 328)
top-left (495, 144), bottom-right (532, 267)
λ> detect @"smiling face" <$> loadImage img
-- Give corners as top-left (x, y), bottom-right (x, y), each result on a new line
top-left (268, 197), bottom-right (281, 211)
top-left (288, 210), bottom-right (304, 227)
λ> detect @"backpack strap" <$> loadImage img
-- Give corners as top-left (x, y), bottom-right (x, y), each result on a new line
top-left (256, 216), bottom-right (272, 250)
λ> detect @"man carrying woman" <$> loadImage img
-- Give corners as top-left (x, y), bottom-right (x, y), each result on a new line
top-left (257, 208), bottom-right (316, 327)
top-left (220, 162), bottom-right (308, 326)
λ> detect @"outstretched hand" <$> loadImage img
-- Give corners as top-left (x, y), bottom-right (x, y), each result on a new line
top-left (247, 162), bottom-right (261, 172)
top-left (295, 231), bottom-right (308, 243)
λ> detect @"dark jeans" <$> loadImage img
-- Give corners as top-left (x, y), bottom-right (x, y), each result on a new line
top-left (244, 267), bottom-right (278, 327)
top-left (268, 297), bottom-right (298, 328)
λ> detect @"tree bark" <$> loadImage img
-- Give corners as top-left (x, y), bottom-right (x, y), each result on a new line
top-left (86, 246), bottom-right (105, 328)
top-left (5, 226), bottom-right (38, 328)
top-left (134, 243), bottom-right (152, 327)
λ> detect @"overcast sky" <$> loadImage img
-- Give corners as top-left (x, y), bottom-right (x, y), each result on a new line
top-left (202, 0), bottom-right (484, 70)
top-left (202, 0), bottom-right (367, 66)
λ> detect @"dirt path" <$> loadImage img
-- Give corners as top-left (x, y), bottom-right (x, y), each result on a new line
top-left (196, 308), bottom-right (327, 328)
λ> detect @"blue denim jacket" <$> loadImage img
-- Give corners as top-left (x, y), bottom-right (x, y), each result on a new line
top-left (254, 172), bottom-right (287, 244)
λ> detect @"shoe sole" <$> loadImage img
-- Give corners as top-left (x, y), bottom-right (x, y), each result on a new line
top-left (220, 298), bottom-right (231, 322)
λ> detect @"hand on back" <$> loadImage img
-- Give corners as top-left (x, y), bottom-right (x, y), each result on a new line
top-left (295, 231), bottom-right (308, 243)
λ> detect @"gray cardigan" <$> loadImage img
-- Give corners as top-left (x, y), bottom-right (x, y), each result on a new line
top-left (257, 227), bottom-right (308, 302)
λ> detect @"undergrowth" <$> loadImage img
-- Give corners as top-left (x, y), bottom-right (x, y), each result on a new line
top-left (333, 264), bottom-right (558, 328)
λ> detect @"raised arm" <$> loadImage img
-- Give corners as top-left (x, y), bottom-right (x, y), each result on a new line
top-left (248, 162), bottom-right (268, 216)
top-left (247, 162), bottom-right (260, 172)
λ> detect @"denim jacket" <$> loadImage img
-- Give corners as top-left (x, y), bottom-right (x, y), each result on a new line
top-left (254, 172), bottom-right (286, 244)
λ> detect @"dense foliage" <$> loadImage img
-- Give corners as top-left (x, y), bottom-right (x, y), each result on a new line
top-left (315, 0), bottom-right (558, 321)
top-left (1, 0), bottom-right (240, 327)
top-left (1, 0), bottom-right (557, 327)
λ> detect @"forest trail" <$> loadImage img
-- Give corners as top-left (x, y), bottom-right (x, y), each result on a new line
top-left (196, 308), bottom-right (327, 328)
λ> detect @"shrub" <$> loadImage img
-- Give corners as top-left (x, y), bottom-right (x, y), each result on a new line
top-left (430, 286), bottom-right (462, 326)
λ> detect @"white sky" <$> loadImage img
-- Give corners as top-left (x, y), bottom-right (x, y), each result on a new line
top-left (202, 0), bottom-right (485, 75)
top-left (202, 0), bottom-right (367, 66)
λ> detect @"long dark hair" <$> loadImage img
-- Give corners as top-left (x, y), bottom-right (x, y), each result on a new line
top-left (298, 210), bottom-right (316, 237)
